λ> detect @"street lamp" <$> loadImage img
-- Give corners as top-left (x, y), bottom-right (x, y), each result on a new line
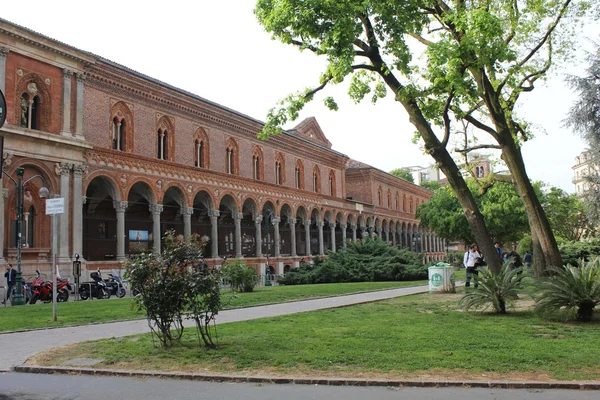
top-left (2, 167), bottom-right (49, 306)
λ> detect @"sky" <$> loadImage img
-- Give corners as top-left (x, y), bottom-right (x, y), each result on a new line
top-left (2, 1), bottom-right (596, 193)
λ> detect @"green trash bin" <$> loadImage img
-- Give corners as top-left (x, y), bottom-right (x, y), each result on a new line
top-left (428, 262), bottom-right (455, 293)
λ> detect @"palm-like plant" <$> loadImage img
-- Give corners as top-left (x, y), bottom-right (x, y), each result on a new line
top-left (459, 265), bottom-right (525, 314)
top-left (534, 258), bottom-right (600, 322)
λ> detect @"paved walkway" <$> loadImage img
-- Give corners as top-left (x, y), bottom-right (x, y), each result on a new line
top-left (0, 285), bottom-right (429, 371)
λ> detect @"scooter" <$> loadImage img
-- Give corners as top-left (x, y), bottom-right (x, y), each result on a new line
top-left (106, 270), bottom-right (126, 298)
top-left (79, 270), bottom-right (111, 300)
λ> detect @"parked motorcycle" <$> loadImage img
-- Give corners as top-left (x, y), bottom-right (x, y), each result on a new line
top-left (29, 270), bottom-right (72, 304)
top-left (79, 270), bottom-right (111, 300)
top-left (105, 270), bottom-right (126, 298)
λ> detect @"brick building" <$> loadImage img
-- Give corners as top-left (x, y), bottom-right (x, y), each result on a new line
top-left (0, 19), bottom-right (445, 279)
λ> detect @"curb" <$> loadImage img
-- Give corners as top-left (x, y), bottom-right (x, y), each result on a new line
top-left (13, 366), bottom-right (600, 390)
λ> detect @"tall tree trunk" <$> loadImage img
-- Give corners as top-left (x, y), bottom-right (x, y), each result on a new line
top-left (531, 228), bottom-right (545, 279)
top-left (501, 140), bottom-right (563, 271)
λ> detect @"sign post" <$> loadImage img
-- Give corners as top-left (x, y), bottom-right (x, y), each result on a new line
top-left (46, 198), bottom-right (64, 321)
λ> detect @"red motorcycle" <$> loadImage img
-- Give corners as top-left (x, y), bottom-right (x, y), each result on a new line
top-left (29, 270), bottom-right (72, 304)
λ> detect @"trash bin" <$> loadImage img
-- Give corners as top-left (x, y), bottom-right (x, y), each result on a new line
top-left (428, 262), bottom-right (455, 293)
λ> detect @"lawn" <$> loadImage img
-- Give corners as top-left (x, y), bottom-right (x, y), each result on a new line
top-left (30, 289), bottom-right (600, 381)
top-left (0, 280), bottom-right (426, 332)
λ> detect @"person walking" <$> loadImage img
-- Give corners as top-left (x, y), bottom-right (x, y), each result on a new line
top-left (524, 250), bottom-right (533, 272)
top-left (464, 244), bottom-right (482, 288)
top-left (3, 264), bottom-right (16, 304)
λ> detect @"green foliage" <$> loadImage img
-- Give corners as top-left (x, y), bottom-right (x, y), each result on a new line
top-left (534, 259), bottom-right (600, 322)
top-left (221, 260), bottom-right (260, 293)
top-left (420, 180), bottom-right (442, 191)
top-left (446, 251), bottom-right (466, 269)
top-left (558, 239), bottom-right (600, 268)
top-left (459, 264), bottom-right (526, 314)
top-left (541, 187), bottom-right (594, 241)
top-left (279, 238), bottom-right (426, 285)
top-left (125, 232), bottom-right (222, 347)
top-left (389, 168), bottom-right (414, 183)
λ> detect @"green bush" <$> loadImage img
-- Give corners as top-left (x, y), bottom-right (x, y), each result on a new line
top-left (221, 260), bottom-right (259, 292)
top-left (459, 264), bottom-right (525, 314)
top-left (279, 238), bottom-right (425, 285)
top-left (534, 258), bottom-right (600, 322)
top-left (446, 251), bottom-right (465, 269)
top-left (559, 239), bottom-right (600, 267)
top-left (125, 232), bottom-right (222, 347)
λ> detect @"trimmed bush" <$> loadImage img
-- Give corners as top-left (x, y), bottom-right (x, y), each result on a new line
top-left (221, 260), bottom-right (259, 292)
top-left (279, 238), bottom-right (425, 285)
top-left (559, 239), bottom-right (600, 267)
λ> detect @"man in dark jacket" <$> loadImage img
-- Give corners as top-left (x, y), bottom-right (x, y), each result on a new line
top-left (3, 264), bottom-right (16, 304)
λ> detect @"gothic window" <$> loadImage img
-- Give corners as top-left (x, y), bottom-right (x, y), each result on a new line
top-left (253, 155), bottom-right (259, 179)
top-left (112, 117), bottom-right (125, 151)
top-left (378, 186), bottom-right (383, 207)
top-left (252, 146), bottom-right (264, 180)
top-left (195, 139), bottom-right (204, 167)
top-left (387, 189), bottom-right (392, 209)
top-left (225, 138), bottom-right (239, 175)
top-left (395, 192), bottom-right (400, 210)
top-left (157, 129), bottom-right (168, 160)
top-left (19, 92), bottom-right (41, 130)
top-left (193, 128), bottom-right (210, 169)
top-left (295, 160), bottom-right (304, 189)
top-left (475, 165), bottom-right (485, 178)
top-left (275, 153), bottom-right (285, 185)
top-left (312, 166), bottom-right (321, 193)
top-left (110, 102), bottom-right (134, 152)
top-left (328, 170), bottom-right (336, 196)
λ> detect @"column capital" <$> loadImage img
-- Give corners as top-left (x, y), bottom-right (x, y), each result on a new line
top-left (254, 215), bottom-right (263, 224)
top-left (82, 195), bottom-right (87, 205)
top-left (271, 217), bottom-right (281, 225)
top-left (339, 224), bottom-right (346, 230)
top-left (182, 207), bottom-right (194, 216)
top-left (55, 162), bottom-right (73, 176)
top-left (72, 164), bottom-right (87, 178)
top-left (384, 227), bottom-right (389, 233)
top-left (208, 209), bottom-right (220, 218)
top-left (329, 221), bottom-right (336, 228)
top-left (350, 224), bottom-right (357, 230)
top-left (303, 219), bottom-right (311, 227)
top-left (113, 200), bottom-right (128, 212)
top-left (233, 212), bottom-right (244, 221)
top-left (149, 204), bottom-right (163, 215)
top-left (76, 72), bottom-right (87, 82)
top-left (316, 221), bottom-right (324, 228)
top-left (288, 219), bottom-right (296, 226)
top-left (0, 47), bottom-right (8, 58)
top-left (63, 69), bottom-right (73, 79)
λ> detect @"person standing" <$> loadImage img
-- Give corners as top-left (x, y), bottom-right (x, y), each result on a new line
top-left (464, 244), bottom-right (482, 288)
top-left (523, 250), bottom-right (533, 272)
top-left (494, 242), bottom-right (504, 258)
top-left (3, 264), bottom-right (16, 304)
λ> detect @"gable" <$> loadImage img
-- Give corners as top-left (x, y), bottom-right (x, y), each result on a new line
top-left (289, 117), bottom-right (332, 148)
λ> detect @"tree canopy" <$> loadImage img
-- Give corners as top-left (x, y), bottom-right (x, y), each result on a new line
top-left (255, 0), bottom-right (592, 274)
top-left (389, 168), bottom-right (414, 183)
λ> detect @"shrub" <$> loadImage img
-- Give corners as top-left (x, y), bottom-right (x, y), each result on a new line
top-left (125, 232), bottom-right (222, 347)
top-left (279, 238), bottom-right (425, 285)
top-left (459, 264), bottom-right (525, 314)
top-left (446, 251), bottom-right (465, 269)
top-left (221, 260), bottom-right (259, 292)
top-left (559, 239), bottom-right (600, 267)
top-left (534, 258), bottom-right (600, 322)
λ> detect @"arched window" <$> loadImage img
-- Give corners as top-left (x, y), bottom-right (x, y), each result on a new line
top-left (378, 186), bottom-right (383, 207)
top-left (275, 153), bottom-right (285, 185)
top-left (475, 165), bottom-right (485, 178)
top-left (387, 189), bottom-right (392, 209)
top-left (193, 127), bottom-right (210, 169)
top-left (195, 139), bottom-right (204, 167)
top-left (225, 138), bottom-right (239, 175)
top-left (312, 166), bottom-right (321, 193)
top-left (395, 192), bottom-right (400, 210)
top-left (157, 129), bottom-right (168, 160)
top-left (112, 117), bottom-right (125, 151)
top-left (328, 170), bottom-right (336, 196)
top-left (110, 102), bottom-right (134, 152)
top-left (295, 160), bottom-right (304, 189)
top-left (403, 194), bottom-right (407, 212)
top-left (20, 92), bottom-right (41, 130)
top-left (251, 146), bottom-right (264, 180)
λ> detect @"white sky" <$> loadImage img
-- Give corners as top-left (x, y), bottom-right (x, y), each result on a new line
top-left (2, 1), bottom-right (596, 193)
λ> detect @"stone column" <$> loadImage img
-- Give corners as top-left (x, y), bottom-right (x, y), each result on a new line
top-left (404, 230), bottom-right (409, 249)
top-left (391, 229), bottom-right (396, 245)
top-left (329, 222), bottom-right (336, 252)
top-left (254, 215), bottom-right (263, 257)
top-left (114, 201), bottom-right (128, 261)
top-left (209, 210), bottom-right (219, 258)
top-left (360, 227), bottom-right (366, 239)
top-left (72, 165), bottom-right (86, 260)
top-left (377, 227), bottom-right (382, 238)
top-left (272, 217), bottom-right (281, 257)
top-left (351, 224), bottom-right (357, 242)
top-left (317, 221), bottom-right (324, 255)
top-left (0, 189), bottom-right (7, 263)
top-left (340, 224), bottom-right (347, 248)
top-left (183, 207), bottom-right (193, 238)
top-left (57, 162), bottom-right (72, 262)
top-left (61, 69), bottom-right (72, 136)
top-left (384, 228), bottom-right (389, 243)
top-left (75, 73), bottom-right (85, 140)
top-left (304, 220), bottom-right (311, 256)
top-left (289, 219), bottom-right (297, 256)
top-left (233, 212), bottom-right (243, 258)
top-left (150, 204), bottom-right (163, 254)
top-left (0, 47), bottom-right (8, 94)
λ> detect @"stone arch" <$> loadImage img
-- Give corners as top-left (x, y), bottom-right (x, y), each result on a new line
top-left (84, 171), bottom-right (122, 200)
top-left (15, 72), bottom-right (52, 131)
top-left (110, 101), bottom-right (134, 152)
top-left (126, 178), bottom-right (158, 204)
top-left (225, 137), bottom-right (240, 175)
top-left (160, 182), bottom-right (189, 206)
top-left (193, 127), bottom-right (210, 169)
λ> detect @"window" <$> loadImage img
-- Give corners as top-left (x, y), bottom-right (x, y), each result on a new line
top-left (387, 190), bottom-right (392, 209)
top-left (110, 102), bottom-right (134, 152)
top-left (395, 192), bottom-right (400, 210)
top-left (312, 166), bottom-right (321, 193)
top-left (193, 128), bottom-right (210, 169)
top-left (295, 160), bottom-right (304, 189)
top-left (157, 129), bottom-right (168, 160)
top-left (378, 186), bottom-right (383, 207)
top-left (227, 148), bottom-right (234, 174)
top-left (275, 153), bottom-right (285, 185)
top-left (253, 154), bottom-right (260, 179)
top-left (276, 161), bottom-right (282, 185)
top-left (475, 165), bottom-right (485, 178)
top-left (328, 170), bottom-right (336, 196)
top-left (195, 139), bottom-right (204, 167)
top-left (112, 117), bottom-right (125, 151)
top-left (251, 146), bottom-right (263, 180)
top-left (20, 92), bottom-right (41, 130)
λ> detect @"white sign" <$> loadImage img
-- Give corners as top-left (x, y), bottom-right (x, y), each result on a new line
top-left (46, 198), bottom-right (65, 215)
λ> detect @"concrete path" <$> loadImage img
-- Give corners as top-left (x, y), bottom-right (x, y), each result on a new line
top-left (0, 285), bottom-right (429, 371)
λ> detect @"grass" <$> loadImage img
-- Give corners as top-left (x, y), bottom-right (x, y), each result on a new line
top-left (30, 288), bottom-right (600, 381)
top-left (0, 280), bottom-right (426, 332)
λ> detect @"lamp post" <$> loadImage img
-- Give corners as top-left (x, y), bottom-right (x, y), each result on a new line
top-left (263, 211), bottom-right (274, 287)
top-left (2, 167), bottom-right (49, 306)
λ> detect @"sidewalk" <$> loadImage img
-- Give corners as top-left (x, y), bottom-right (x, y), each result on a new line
top-left (0, 285), bottom-right (429, 372)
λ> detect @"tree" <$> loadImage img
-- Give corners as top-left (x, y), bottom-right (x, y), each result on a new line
top-left (542, 187), bottom-right (596, 242)
top-left (389, 168), bottom-right (414, 183)
top-left (420, 180), bottom-right (442, 191)
top-left (255, 0), bottom-right (591, 274)
top-left (417, 179), bottom-right (530, 247)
